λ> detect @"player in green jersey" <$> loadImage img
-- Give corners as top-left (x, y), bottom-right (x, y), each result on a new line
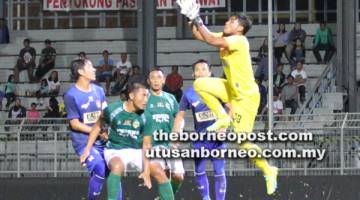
top-left (80, 82), bottom-right (175, 200)
top-left (146, 68), bottom-right (185, 198)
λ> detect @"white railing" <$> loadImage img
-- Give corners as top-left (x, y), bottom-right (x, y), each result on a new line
top-left (296, 56), bottom-right (339, 115)
top-left (0, 113), bottom-right (360, 178)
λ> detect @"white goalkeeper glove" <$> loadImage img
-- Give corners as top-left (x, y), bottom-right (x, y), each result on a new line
top-left (176, 0), bottom-right (200, 20)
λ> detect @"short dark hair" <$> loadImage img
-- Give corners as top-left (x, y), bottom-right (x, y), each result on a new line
top-left (287, 75), bottom-right (294, 80)
top-left (45, 39), bottom-right (51, 44)
top-left (231, 13), bottom-right (252, 35)
top-left (192, 59), bottom-right (210, 71)
top-left (7, 74), bottom-right (14, 82)
top-left (31, 102), bottom-right (37, 107)
top-left (127, 82), bottom-right (147, 95)
top-left (78, 51), bottom-right (86, 57)
top-left (23, 38), bottom-right (30, 43)
top-left (149, 67), bottom-right (164, 75)
top-left (71, 59), bottom-right (88, 80)
top-left (103, 50), bottom-right (109, 54)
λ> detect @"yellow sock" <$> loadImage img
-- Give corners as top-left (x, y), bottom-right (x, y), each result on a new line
top-left (240, 142), bottom-right (271, 174)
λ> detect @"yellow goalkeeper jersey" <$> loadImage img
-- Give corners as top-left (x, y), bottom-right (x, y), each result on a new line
top-left (215, 33), bottom-right (258, 100)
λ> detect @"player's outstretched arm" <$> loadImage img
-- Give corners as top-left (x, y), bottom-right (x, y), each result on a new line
top-left (191, 23), bottom-right (206, 42)
top-left (196, 23), bottom-right (229, 49)
top-left (140, 135), bottom-right (152, 189)
top-left (79, 119), bottom-right (102, 164)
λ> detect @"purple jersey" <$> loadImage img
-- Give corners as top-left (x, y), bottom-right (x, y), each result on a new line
top-left (179, 86), bottom-right (224, 149)
top-left (64, 84), bottom-right (108, 150)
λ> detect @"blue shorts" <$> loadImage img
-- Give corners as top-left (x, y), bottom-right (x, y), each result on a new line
top-left (74, 145), bottom-right (106, 174)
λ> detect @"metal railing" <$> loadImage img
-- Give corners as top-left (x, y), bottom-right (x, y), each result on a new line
top-left (1, 113), bottom-right (360, 178)
top-left (297, 56), bottom-right (340, 115)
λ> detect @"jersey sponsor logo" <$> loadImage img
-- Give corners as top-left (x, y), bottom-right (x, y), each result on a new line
top-left (157, 102), bottom-right (164, 108)
top-left (83, 111), bottom-right (101, 124)
top-left (115, 129), bottom-right (139, 140)
top-left (152, 114), bottom-right (170, 123)
top-left (191, 101), bottom-right (201, 108)
top-left (81, 96), bottom-right (94, 109)
top-left (195, 110), bottom-right (216, 122)
top-left (132, 120), bottom-right (140, 129)
top-left (121, 120), bottom-right (132, 126)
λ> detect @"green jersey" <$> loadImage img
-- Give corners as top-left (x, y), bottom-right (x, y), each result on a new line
top-left (146, 91), bottom-right (179, 147)
top-left (104, 101), bottom-right (152, 150)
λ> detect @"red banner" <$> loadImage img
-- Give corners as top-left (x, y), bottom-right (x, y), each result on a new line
top-left (43, 0), bottom-right (225, 11)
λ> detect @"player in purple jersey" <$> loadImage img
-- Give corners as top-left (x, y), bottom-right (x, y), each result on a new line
top-left (64, 59), bottom-right (108, 200)
top-left (174, 60), bottom-right (228, 200)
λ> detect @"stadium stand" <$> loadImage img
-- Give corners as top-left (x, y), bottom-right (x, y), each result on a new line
top-left (0, 23), bottom-right (346, 177)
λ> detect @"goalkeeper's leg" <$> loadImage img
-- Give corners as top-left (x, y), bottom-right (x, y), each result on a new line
top-left (232, 93), bottom-right (278, 195)
top-left (193, 77), bottom-right (231, 131)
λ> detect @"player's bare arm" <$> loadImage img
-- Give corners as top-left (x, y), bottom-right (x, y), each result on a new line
top-left (173, 111), bottom-right (186, 133)
top-left (69, 118), bottom-right (93, 134)
top-left (140, 135), bottom-right (152, 189)
top-left (79, 119), bottom-right (102, 164)
top-left (191, 23), bottom-right (205, 42)
top-left (196, 25), bottom-right (229, 49)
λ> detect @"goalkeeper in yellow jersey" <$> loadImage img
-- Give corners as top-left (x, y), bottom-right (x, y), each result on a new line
top-left (176, 0), bottom-right (278, 195)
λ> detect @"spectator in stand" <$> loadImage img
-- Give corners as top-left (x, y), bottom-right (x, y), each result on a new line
top-left (96, 50), bottom-right (114, 95)
top-left (286, 22), bottom-right (307, 58)
top-left (47, 71), bottom-right (60, 96)
top-left (281, 75), bottom-right (299, 116)
top-left (272, 93), bottom-right (283, 121)
top-left (27, 102), bottom-right (40, 131)
top-left (42, 97), bottom-right (60, 131)
top-left (5, 74), bottom-right (16, 108)
top-left (111, 68), bottom-right (128, 96)
top-left (127, 65), bottom-right (143, 86)
top-left (273, 63), bottom-right (286, 94)
top-left (44, 96), bottom-right (60, 118)
top-left (0, 18), bottom-right (9, 44)
top-left (35, 78), bottom-right (49, 99)
top-left (256, 78), bottom-right (267, 115)
top-left (14, 38), bottom-right (36, 82)
top-left (313, 22), bottom-right (336, 64)
top-left (115, 53), bottom-right (132, 77)
top-left (0, 89), bottom-right (4, 110)
top-left (75, 51), bottom-right (87, 60)
top-left (291, 61), bottom-right (307, 103)
top-left (35, 39), bottom-right (57, 81)
top-left (255, 38), bottom-right (277, 81)
top-left (273, 23), bottom-right (289, 63)
top-left (289, 38), bottom-right (306, 69)
top-left (5, 98), bottom-right (26, 132)
top-left (164, 65), bottom-right (183, 102)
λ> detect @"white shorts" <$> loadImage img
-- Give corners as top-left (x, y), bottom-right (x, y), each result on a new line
top-left (104, 148), bottom-right (143, 172)
top-left (150, 145), bottom-right (185, 174)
